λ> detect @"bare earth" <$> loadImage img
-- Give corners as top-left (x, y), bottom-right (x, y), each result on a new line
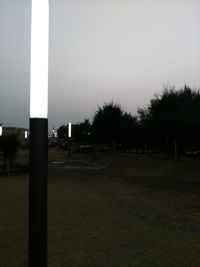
top-left (0, 149), bottom-right (200, 267)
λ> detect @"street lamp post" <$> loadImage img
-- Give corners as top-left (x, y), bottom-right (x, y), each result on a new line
top-left (25, 130), bottom-right (28, 147)
top-left (29, 1), bottom-right (49, 267)
top-left (52, 127), bottom-right (55, 144)
top-left (0, 124), bottom-right (2, 136)
top-left (25, 130), bottom-right (28, 139)
top-left (68, 122), bottom-right (71, 158)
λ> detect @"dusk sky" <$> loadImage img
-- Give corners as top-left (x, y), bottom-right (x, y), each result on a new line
top-left (0, 0), bottom-right (200, 132)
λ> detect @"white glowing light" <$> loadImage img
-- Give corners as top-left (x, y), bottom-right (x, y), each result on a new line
top-left (25, 131), bottom-right (28, 139)
top-left (0, 125), bottom-right (2, 136)
top-left (68, 123), bottom-right (72, 138)
top-left (30, 0), bottom-right (49, 118)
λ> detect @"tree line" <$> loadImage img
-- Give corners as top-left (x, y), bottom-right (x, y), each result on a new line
top-left (57, 85), bottom-right (200, 156)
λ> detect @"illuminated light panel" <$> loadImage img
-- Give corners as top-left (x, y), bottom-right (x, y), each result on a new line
top-left (30, 0), bottom-right (49, 118)
top-left (68, 123), bottom-right (72, 138)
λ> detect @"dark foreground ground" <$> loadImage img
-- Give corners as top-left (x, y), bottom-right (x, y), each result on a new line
top-left (0, 149), bottom-right (200, 267)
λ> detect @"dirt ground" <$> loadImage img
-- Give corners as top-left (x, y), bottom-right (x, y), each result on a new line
top-left (0, 148), bottom-right (200, 267)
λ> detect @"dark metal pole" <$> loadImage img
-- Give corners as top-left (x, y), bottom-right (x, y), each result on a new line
top-left (68, 137), bottom-right (71, 158)
top-left (29, 118), bottom-right (48, 267)
top-left (174, 140), bottom-right (178, 161)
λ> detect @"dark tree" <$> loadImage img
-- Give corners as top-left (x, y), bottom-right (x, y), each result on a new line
top-left (138, 85), bottom-right (200, 154)
top-left (92, 102), bottom-right (124, 145)
top-left (121, 112), bottom-right (139, 148)
top-left (0, 134), bottom-right (20, 172)
top-left (57, 125), bottom-right (68, 142)
top-left (79, 118), bottom-right (92, 144)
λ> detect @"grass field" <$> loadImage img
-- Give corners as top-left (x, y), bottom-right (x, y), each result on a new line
top-left (0, 148), bottom-right (200, 266)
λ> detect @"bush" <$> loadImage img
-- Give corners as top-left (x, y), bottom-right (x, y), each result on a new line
top-left (0, 134), bottom-right (20, 171)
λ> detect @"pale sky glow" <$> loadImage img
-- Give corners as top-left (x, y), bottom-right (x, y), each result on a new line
top-left (0, 0), bottom-right (200, 131)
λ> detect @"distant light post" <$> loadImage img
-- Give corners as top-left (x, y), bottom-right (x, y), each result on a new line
top-left (68, 122), bottom-right (72, 158)
top-left (25, 130), bottom-right (28, 147)
top-left (25, 130), bottom-right (28, 139)
top-left (68, 122), bottom-right (71, 138)
top-left (0, 124), bottom-right (2, 136)
top-left (29, 0), bottom-right (49, 267)
top-left (52, 127), bottom-right (55, 143)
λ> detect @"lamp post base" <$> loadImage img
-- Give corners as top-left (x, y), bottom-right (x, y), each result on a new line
top-left (29, 118), bottom-right (48, 267)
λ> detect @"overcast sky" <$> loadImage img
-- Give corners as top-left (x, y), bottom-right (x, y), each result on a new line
top-left (0, 0), bottom-right (200, 131)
